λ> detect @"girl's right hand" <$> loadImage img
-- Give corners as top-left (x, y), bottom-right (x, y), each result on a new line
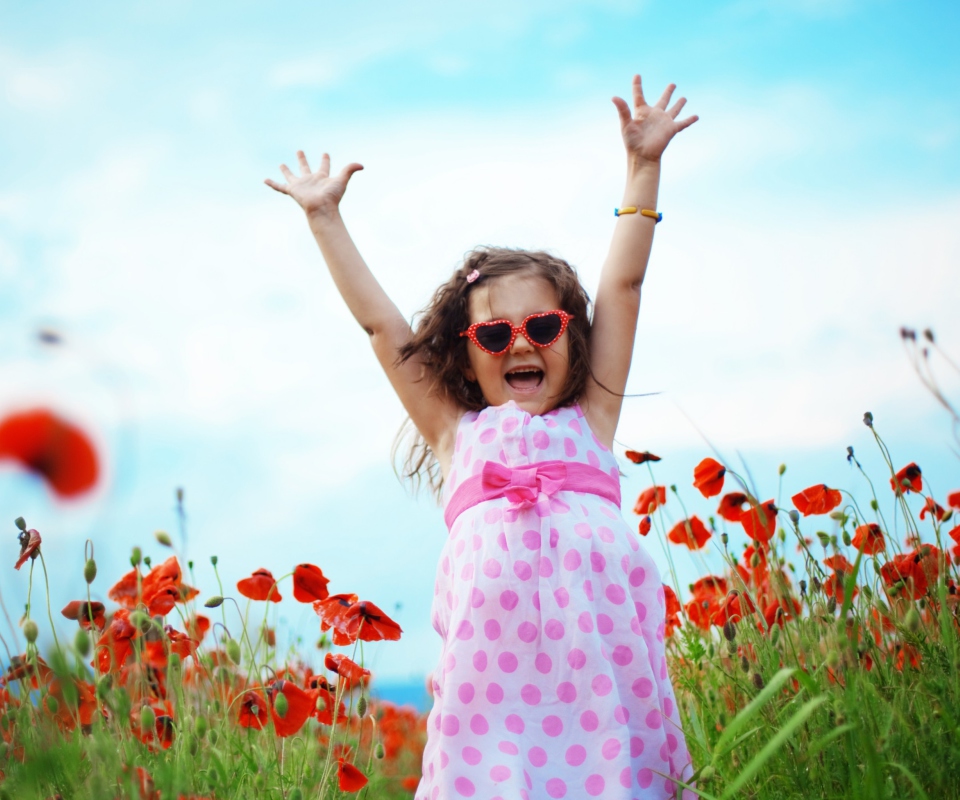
top-left (264, 152), bottom-right (363, 217)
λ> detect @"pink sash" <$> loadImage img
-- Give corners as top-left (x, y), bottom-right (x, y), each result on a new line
top-left (444, 459), bottom-right (621, 530)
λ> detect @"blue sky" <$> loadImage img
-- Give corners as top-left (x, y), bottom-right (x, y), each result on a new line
top-left (1, 0), bottom-right (958, 690)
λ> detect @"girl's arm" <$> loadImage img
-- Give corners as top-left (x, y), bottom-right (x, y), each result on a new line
top-left (582, 76), bottom-right (698, 446)
top-left (266, 152), bottom-right (462, 455)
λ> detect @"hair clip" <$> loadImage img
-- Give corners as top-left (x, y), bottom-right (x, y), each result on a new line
top-left (466, 269), bottom-right (480, 284)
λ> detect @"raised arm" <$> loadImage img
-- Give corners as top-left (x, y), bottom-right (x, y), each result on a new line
top-left (265, 152), bottom-right (461, 453)
top-left (582, 76), bottom-right (698, 446)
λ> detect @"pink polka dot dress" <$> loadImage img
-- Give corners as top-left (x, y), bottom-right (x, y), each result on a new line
top-left (417, 402), bottom-right (693, 800)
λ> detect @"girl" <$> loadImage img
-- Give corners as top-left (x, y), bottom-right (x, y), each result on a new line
top-left (266, 75), bottom-right (698, 800)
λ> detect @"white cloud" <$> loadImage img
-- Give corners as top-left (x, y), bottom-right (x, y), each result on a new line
top-left (0, 46), bottom-right (106, 114)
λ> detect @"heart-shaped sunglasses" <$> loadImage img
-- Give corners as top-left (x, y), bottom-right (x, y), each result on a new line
top-left (459, 310), bottom-right (573, 356)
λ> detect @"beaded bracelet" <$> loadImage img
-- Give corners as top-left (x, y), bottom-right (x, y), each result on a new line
top-left (614, 207), bottom-right (662, 222)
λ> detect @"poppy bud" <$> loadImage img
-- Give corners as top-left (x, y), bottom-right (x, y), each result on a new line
top-left (750, 552), bottom-right (760, 568)
top-left (740, 656), bottom-right (749, 673)
top-left (375, 742), bottom-right (385, 759)
top-left (23, 619), bottom-right (38, 643)
top-left (707, 642), bottom-right (715, 658)
top-left (168, 652), bottom-right (182, 671)
top-left (74, 629), bottom-right (91, 657)
top-left (826, 650), bottom-right (839, 668)
top-left (357, 696), bottom-right (367, 718)
top-left (82, 558), bottom-right (97, 584)
top-left (130, 547), bottom-right (142, 567)
top-left (45, 695), bottom-right (59, 714)
top-left (14, 517), bottom-right (26, 531)
top-left (176, 487), bottom-right (184, 503)
top-left (289, 788), bottom-right (303, 800)
top-left (188, 559), bottom-right (194, 569)
top-left (204, 596), bottom-right (224, 609)
top-left (778, 463), bottom-right (786, 476)
top-left (155, 531), bottom-right (172, 547)
top-left (195, 715), bottom-right (208, 739)
top-left (186, 733), bottom-right (199, 755)
top-left (799, 580), bottom-right (807, 597)
top-left (210, 555), bottom-right (219, 566)
top-left (827, 597), bottom-right (837, 614)
top-left (721, 533), bottom-right (728, 546)
top-left (274, 692), bottom-right (288, 719)
top-left (209, 729), bottom-right (219, 745)
top-left (811, 576), bottom-right (821, 592)
top-left (816, 531), bottom-right (830, 547)
top-left (726, 640), bottom-right (736, 655)
top-left (788, 510), bottom-right (799, 524)
top-left (96, 675), bottom-right (112, 698)
top-left (722, 621), bottom-right (736, 642)
top-left (829, 511), bottom-right (845, 522)
top-left (143, 556), bottom-right (152, 568)
top-left (923, 328), bottom-right (934, 343)
top-left (130, 611), bottom-right (152, 632)
top-left (699, 765), bottom-right (716, 782)
top-left (752, 672), bottom-right (764, 690)
top-left (904, 606), bottom-right (921, 633)
top-left (226, 639), bottom-right (241, 665)
top-left (140, 705), bottom-right (156, 732)
top-left (842, 531), bottom-right (852, 546)
top-left (771, 626), bottom-right (780, 645)
top-left (862, 411), bottom-right (873, 427)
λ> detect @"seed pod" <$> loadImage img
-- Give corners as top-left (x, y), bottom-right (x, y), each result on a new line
top-left (862, 411), bottom-right (873, 427)
top-left (357, 696), bottom-right (367, 718)
top-left (155, 531), bottom-right (173, 547)
top-left (45, 695), bottom-right (60, 714)
top-left (788, 510), bottom-right (799, 524)
top-left (752, 672), bottom-right (765, 690)
top-left (23, 619), bottom-right (38, 643)
top-left (14, 517), bottom-right (26, 531)
top-left (799, 580), bottom-right (807, 597)
top-left (904, 606), bottom-right (921, 633)
top-left (375, 742), bottom-right (385, 759)
top-left (827, 597), bottom-right (837, 615)
top-left (720, 532), bottom-right (728, 546)
top-left (210, 555), bottom-right (218, 566)
top-left (204, 596), bottom-right (224, 609)
top-left (811, 576), bottom-right (821, 592)
top-left (74, 629), bottom-right (91, 657)
top-left (140, 705), bottom-right (156, 732)
top-left (130, 547), bottom-right (142, 567)
top-left (288, 788), bottom-right (304, 800)
top-left (208, 729), bottom-right (219, 745)
top-left (195, 715), bottom-right (208, 739)
top-left (740, 655), bottom-right (749, 673)
top-left (726, 640), bottom-right (737, 656)
top-left (274, 691), bottom-right (289, 719)
top-left (226, 638), bottom-right (241, 665)
top-left (722, 621), bottom-right (736, 642)
top-left (186, 733), bottom-right (199, 756)
top-left (143, 556), bottom-right (152, 568)
top-left (842, 531), bottom-right (852, 546)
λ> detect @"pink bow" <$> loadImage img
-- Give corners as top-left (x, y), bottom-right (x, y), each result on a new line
top-left (480, 461), bottom-right (568, 509)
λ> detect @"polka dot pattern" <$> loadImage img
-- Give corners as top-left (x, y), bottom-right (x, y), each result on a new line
top-left (417, 402), bottom-right (693, 800)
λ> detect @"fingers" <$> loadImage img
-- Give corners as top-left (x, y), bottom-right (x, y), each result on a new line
top-left (279, 163), bottom-right (295, 182)
top-left (612, 96), bottom-right (633, 128)
top-left (656, 83), bottom-right (676, 110)
top-left (632, 74), bottom-right (646, 109)
top-left (675, 114), bottom-right (699, 132)
top-left (319, 152), bottom-right (331, 178)
top-left (668, 97), bottom-right (687, 119)
top-left (296, 150), bottom-right (311, 175)
top-left (338, 162), bottom-right (364, 184)
top-left (263, 178), bottom-right (290, 195)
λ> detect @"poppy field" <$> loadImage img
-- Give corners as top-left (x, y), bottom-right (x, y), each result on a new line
top-left (1, 331), bottom-right (959, 799)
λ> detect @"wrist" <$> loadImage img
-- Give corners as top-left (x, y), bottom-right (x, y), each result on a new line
top-left (626, 154), bottom-right (661, 175)
top-left (305, 203), bottom-right (343, 225)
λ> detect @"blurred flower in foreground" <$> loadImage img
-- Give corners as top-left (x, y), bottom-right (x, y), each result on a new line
top-left (0, 408), bottom-right (99, 498)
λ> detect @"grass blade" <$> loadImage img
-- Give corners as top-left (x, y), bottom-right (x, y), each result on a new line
top-left (712, 668), bottom-right (797, 757)
top-left (720, 695), bottom-right (827, 799)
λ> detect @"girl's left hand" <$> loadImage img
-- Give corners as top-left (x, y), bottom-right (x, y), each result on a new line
top-left (612, 75), bottom-right (698, 164)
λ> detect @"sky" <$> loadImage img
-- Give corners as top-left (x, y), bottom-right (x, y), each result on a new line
top-left (1, 0), bottom-right (959, 694)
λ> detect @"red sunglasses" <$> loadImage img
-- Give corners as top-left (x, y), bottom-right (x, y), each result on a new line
top-left (460, 310), bottom-right (573, 356)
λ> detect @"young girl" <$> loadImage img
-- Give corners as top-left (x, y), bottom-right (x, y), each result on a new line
top-left (266, 75), bottom-right (698, 800)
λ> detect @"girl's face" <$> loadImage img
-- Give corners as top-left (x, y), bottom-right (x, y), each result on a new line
top-left (464, 273), bottom-right (571, 416)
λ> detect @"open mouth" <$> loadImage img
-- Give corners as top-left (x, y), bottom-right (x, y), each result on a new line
top-left (505, 367), bottom-right (544, 392)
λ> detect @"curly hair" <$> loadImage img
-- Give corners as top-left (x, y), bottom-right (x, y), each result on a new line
top-left (393, 246), bottom-right (594, 500)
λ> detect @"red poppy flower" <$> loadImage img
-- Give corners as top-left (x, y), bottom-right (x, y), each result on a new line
top-left (852, 523), bottom-right (885, 555)
top-left (890, 462), bottom-right (922, 494)
top-left (741, 500), bottom-right (777, 543)
top-left (268, 680), bottom-right (313, 737)
top-left (823, 572), bottom-right (858, 605)
top-left (238, 689), bottom-right (268, 730)
top-left (293, 564), bottom-right (330, 603)
top-left (638, 516), bottom-right (651, 536)
top-left (146, 586), bottom-right (180, 617)
top-left (692, 458), bottom-right (725, 498)
top-left (948, 490), bottom-right (960, 509)
top-left (880, 545), bottom-right (939, 599)
top-left (134, 707), bottom-right (175, 751)
top-left (311, 687), bottom-right (347, 726)
top-left (823, 554), bottom-right (855, 574)
top-left (684, 576), bottom-right (727, 631)
top-left (633, 485), bottom-right (666, 515)
top-left (711, 591), bottom-right (755, 626)
top-left (717, 492), bottom-right (748, 522)
top-left (14, 529), bottom-right (41, 570)
top-left (0, 408), bottom-right (99, 498)
top-left (337, 759), bottom-right (368, 792)
top-left (763, 597), bottom-right (801, 629)
top-left (108, 568), bottom-right (140, 609)
top-left (919, 497), bottom-right (946, 521)
top-left (314, 593), bottom-right (359, 645)
top-left (186, 615), bottom-right (211, 642)
top-left (61, 600), bottom-right (106, 630)
top-left (237, 569), bottom-right (282, 602)
top-left (164, 627), bottom-right (199, 661)
top-left (791, 484), bottom-right (842, 516)
top-left (624, 450), bottom-right (661, 464)
top-left (666, 516), bottom-right (712, 550)
top-left (343, 601), bottom-right (403, 642)
top-left (324, 653), bottom-right (371, 691)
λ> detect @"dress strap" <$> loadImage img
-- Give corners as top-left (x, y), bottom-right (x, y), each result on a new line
top-left (444, 459), bottom-right (621, 530)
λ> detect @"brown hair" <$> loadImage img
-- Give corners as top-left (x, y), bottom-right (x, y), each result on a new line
top-left (394, 246), bottom-right (593, 499)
